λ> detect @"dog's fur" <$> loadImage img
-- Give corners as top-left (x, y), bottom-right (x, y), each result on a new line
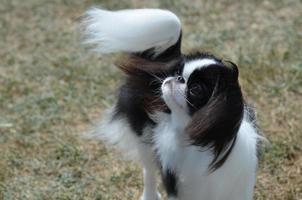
top-left (81, 8), bottom-right (260, 200)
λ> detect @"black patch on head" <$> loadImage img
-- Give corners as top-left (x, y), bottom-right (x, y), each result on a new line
top-left (186, 68), bottom-right (216, 115)
top-left (161, 168), bottom-right (178, 197)
top-left (185, 60), bottom-right (244, 171)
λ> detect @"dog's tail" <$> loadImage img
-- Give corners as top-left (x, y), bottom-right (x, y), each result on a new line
top-left (80, 8), bottom-right (182, 61)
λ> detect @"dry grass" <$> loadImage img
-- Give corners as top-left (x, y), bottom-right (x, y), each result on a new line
top-left (0, 0), bottom-right (301, 199)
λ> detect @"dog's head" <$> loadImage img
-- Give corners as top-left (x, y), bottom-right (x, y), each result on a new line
top-left (161, 53), bottom-right (244, 170)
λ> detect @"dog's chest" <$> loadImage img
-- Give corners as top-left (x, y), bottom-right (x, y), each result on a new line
top-left (153, 120), bottom-right (191, 172)
top-left (152, 120), bottom-right (214, 199)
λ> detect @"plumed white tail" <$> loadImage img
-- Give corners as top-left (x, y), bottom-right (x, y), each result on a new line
top-left (81, 8), bottom-right (181, 57)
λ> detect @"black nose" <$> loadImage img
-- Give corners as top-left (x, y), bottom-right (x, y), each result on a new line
top-left (176, 76), bottom-right (185, 83)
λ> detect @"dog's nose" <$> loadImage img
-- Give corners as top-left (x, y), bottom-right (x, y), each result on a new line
top-left (176, 76), bottom-right (185, 83)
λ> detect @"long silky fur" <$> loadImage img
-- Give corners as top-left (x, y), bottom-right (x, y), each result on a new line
top-left (80, 8), bottom-right (181, 57)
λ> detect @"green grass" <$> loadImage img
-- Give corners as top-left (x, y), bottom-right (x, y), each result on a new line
top-left (0, 0), bottom-right (301, 199)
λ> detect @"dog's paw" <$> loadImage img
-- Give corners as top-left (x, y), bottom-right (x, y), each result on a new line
top-left (140, 192), bottom-right (161, 200)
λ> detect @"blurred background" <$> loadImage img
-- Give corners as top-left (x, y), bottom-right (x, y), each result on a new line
top-left (0, 0), bottom-right (301, 199)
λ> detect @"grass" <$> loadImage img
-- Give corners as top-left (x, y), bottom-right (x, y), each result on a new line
top-left (0, 0), bottom-right (301, 199)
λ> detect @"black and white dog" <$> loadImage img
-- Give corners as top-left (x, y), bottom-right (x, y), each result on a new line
top-left (81, 8), bottom-right (260, 200)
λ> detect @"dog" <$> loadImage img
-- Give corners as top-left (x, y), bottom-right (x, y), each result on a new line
top-left (81, 8), bottom-right (260, 200)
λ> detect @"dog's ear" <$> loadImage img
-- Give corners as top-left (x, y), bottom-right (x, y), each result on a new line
top-left (185, 67), bottom-right (243, 171)
top-left (223, 60), bottom-right (239, 81)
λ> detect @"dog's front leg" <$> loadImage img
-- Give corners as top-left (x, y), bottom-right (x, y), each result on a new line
top-left (139, 145), bottom-right (161, 200)
top-left (140, 167), bottom-right (161, 200)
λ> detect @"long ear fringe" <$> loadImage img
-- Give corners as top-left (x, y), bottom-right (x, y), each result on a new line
top-left (186, 81), bottom-right (244, 171)
top-left (80, 8), bottom-right (182, 60)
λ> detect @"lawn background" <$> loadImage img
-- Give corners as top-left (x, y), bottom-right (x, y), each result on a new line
top-left (0, 0), bottom-right (301, 199)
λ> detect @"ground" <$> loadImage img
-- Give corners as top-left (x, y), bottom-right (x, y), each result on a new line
top-left (0, 0), bottom-right (301, 199)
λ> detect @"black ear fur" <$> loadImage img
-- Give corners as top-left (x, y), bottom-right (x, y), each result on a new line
top-left (186, 63), bottom-right (244, 171)
top-left (223, 60), bottom-right (239, 81)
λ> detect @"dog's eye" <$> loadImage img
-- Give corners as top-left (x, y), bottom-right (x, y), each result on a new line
top-left (189, 83), bottom-right (206, 96)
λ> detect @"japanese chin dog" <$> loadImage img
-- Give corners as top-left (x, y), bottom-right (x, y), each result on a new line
top-left (81, 8), bottom-right (260, 200)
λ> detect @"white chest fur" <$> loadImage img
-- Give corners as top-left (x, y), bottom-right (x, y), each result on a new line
top-left (152, 113), bottom-right (259, 200)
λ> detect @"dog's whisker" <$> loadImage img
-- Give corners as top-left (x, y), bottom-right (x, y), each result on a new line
top-left (146, 71), bottom-right (164, 83)
top-left (176, 89), bottom-right (196, 109)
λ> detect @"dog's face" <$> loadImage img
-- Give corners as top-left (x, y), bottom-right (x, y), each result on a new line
top-left (161, 57), bottom-right (240, 116)
top-left (161, 55), bottom-right (244, 169)
top-left (161, 58), bottom-right (213, 114)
